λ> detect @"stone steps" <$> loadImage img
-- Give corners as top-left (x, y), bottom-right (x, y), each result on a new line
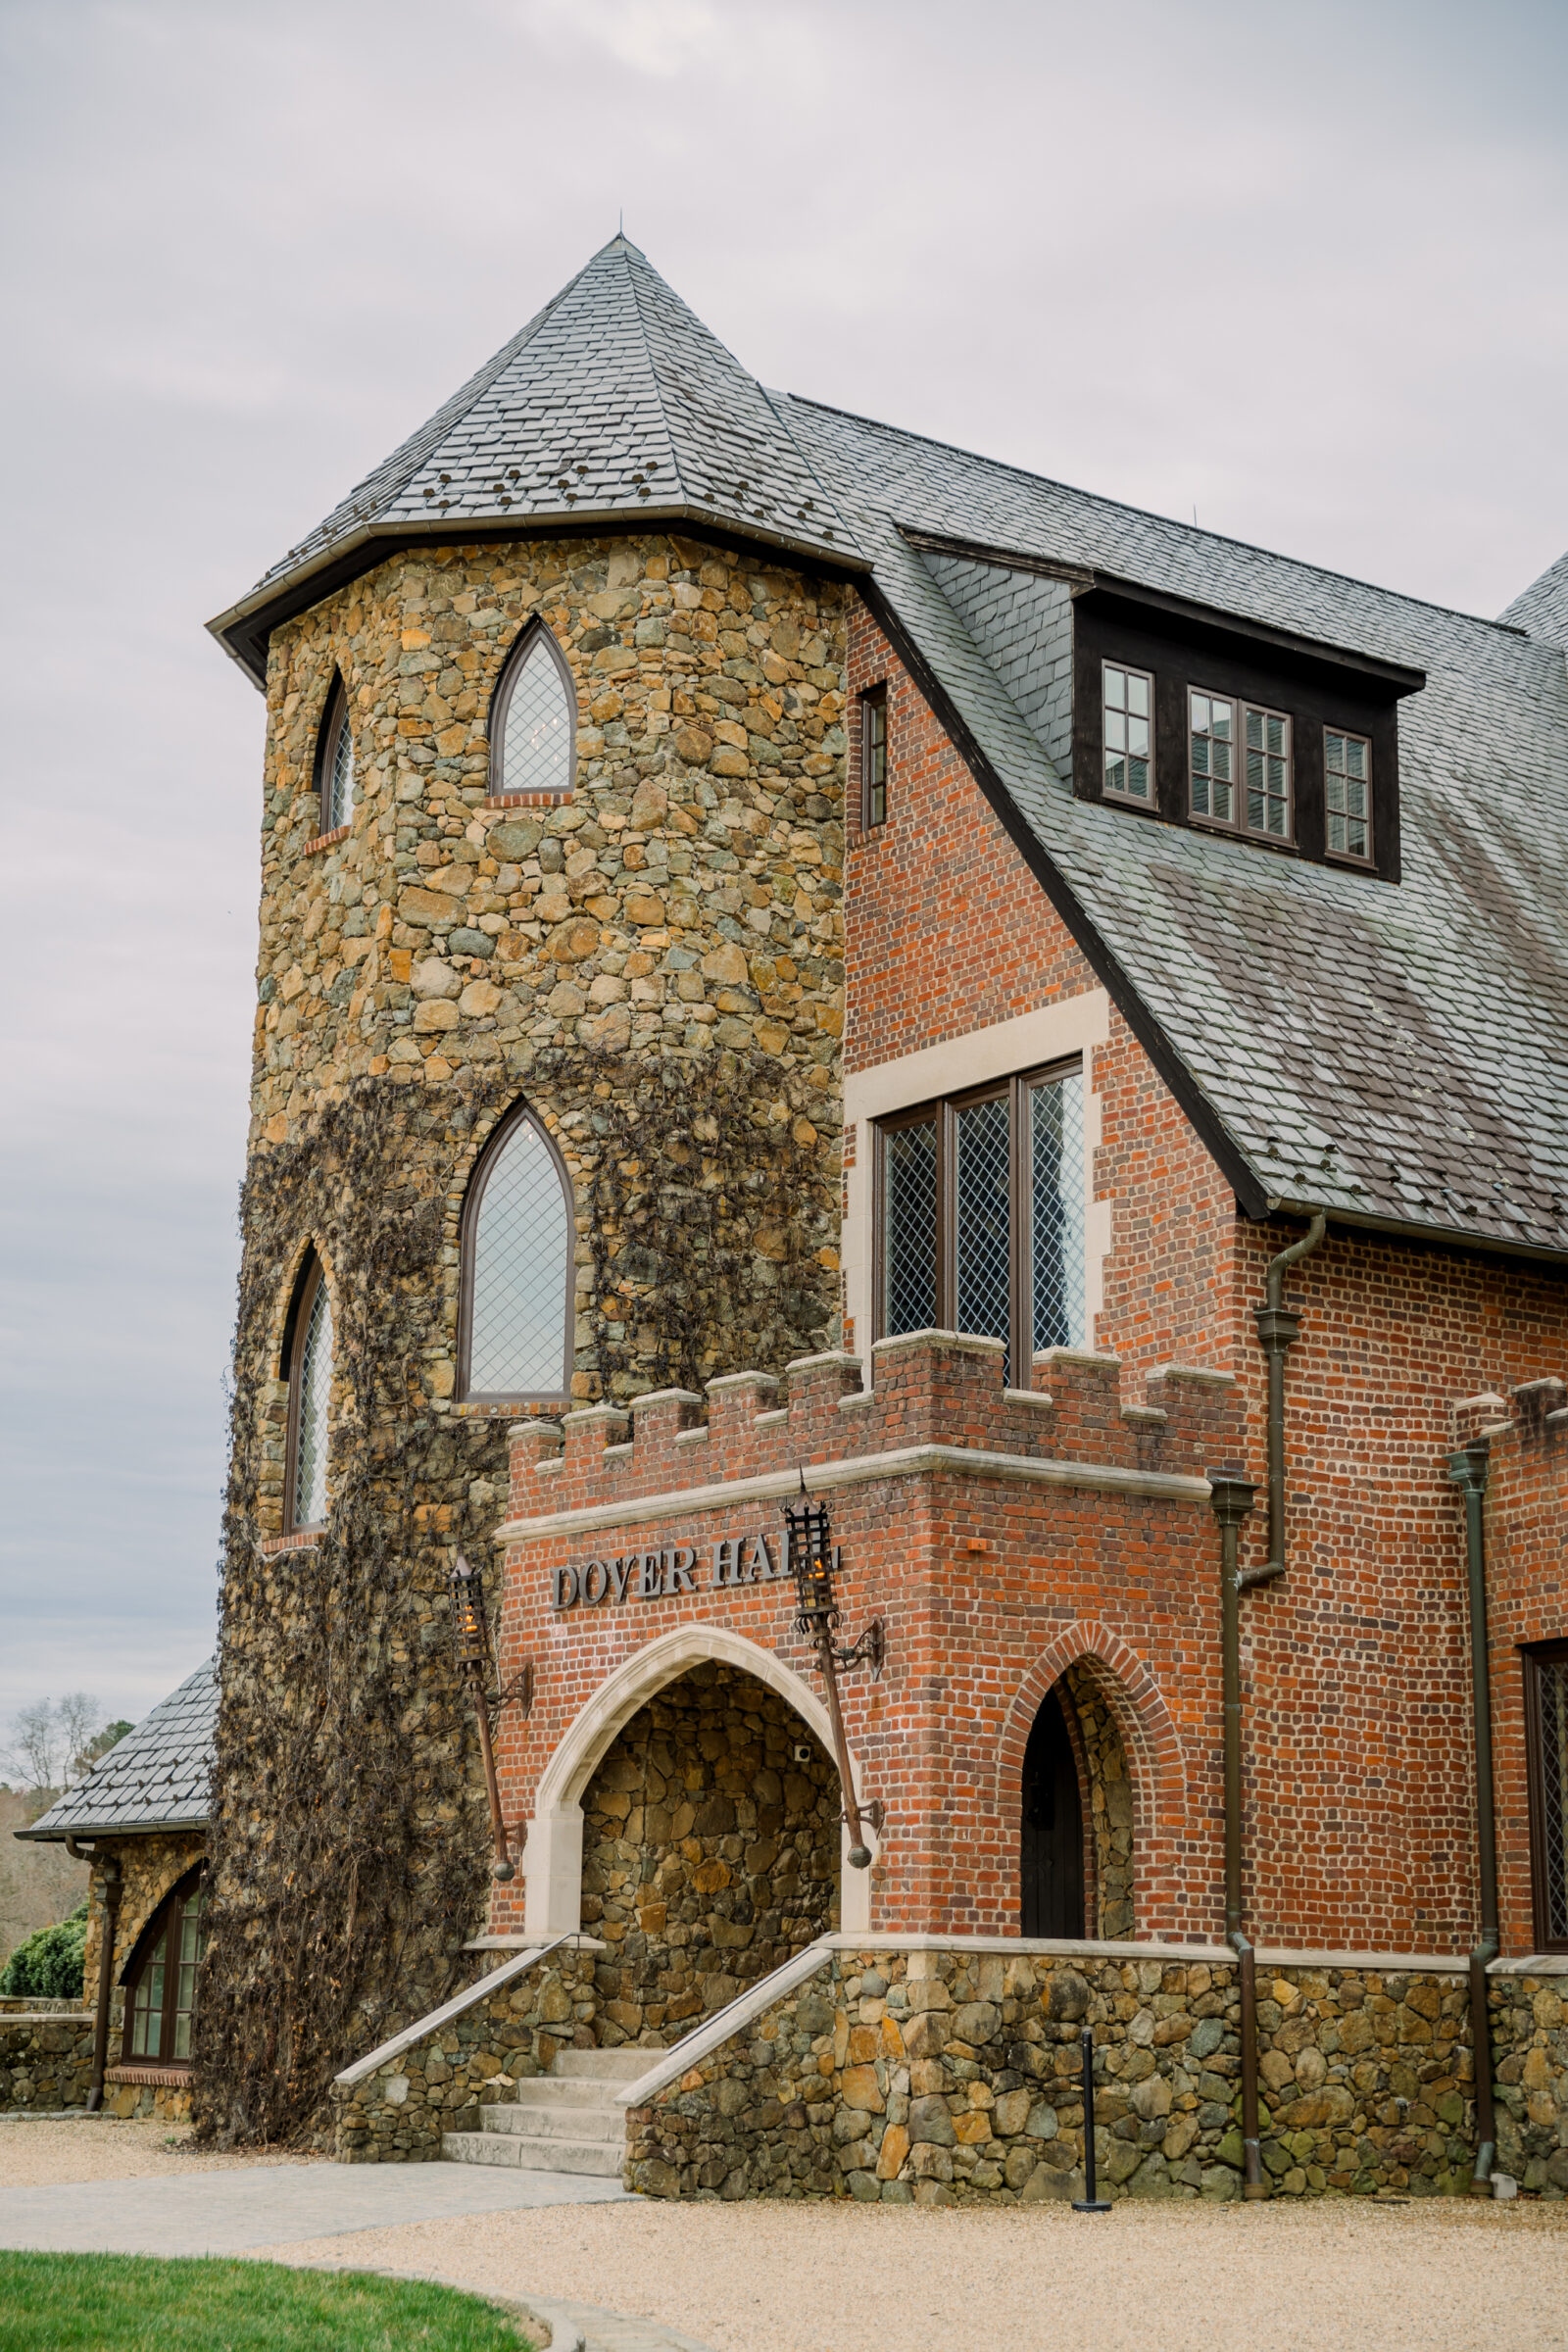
top-left (442, 2045), bottom-right (648, 2179)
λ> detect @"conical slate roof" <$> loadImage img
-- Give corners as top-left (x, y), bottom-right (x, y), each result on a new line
top-left (211, 236), bottom-right (861, 678)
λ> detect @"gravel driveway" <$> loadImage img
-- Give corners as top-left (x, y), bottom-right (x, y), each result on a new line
top-left (249, 2194), bottom-right (1568, 2352)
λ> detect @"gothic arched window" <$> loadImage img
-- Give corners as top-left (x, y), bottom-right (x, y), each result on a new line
top-left (284, 1253), bottom-right (333, 1531)
top-left (122, 1869), bottom-right (207, 2068)
top-left (460, 1106), bottom-right (574, 1401)
top-left (315, 673), bottom-right (355, 834)
top-left (488, 623), bottom-right (575, 799)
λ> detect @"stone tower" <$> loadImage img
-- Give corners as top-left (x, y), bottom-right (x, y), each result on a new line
top-left (199, 238), bottom-right (858, 2141)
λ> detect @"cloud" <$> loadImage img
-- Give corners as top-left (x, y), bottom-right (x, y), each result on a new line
top-left (1, 0), bottom-right (1563, 1720)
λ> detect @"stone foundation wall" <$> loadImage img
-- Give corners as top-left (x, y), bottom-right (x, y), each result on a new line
top-left (583, 1661), bottom-right (841, 2047)
top-left (625, 1944), bottom-right (1483, 2203)
top-left (0, 2013), bottom-right (96, 2111)
top-left (1492, 1973), bottom-right (1568, 2197)
top-left (332, 1948), bottom-right (600, 2162)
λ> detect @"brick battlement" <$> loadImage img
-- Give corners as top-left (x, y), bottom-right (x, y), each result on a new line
top-left (500, 1332), bottom-right (1242, 1532)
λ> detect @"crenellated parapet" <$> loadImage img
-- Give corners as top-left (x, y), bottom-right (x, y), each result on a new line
top-left (502, 1332), bottom-right (1242, 1531)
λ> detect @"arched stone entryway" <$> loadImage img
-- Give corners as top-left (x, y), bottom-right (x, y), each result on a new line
top-left (523, 1626), bottom-right (877, 1948)
top-left (582, 1661), bottom-right (840, 2046)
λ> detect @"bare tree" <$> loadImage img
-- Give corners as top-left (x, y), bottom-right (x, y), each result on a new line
top-left (56, 1694), bottom-right (101, 1785)
top-left (3, 1701), bottom-right (65, 1792)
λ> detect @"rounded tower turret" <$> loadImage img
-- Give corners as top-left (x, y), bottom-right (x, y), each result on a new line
top-left (197, 239), bottom-right (860, 2140)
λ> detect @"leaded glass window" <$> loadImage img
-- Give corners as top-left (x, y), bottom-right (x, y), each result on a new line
top-left (123, 1876), bottom-right (207, 2067)
top-left (1527, 1643), bottom-right (1568, 1952)
top-left (288, 1261), bottom-right (332, 1531)
top-left (1325, 729), bottom-right (1372, 860)
top-left (1189, 691), bottom-right (1236, 824)
top-left (318, 677), bottom-right (355, 834)
top-left (1102, 664), bottom-right (1152, 803)
top-left (877, 1063), bottom-right (1087, 1380)
top-left (861, 684), bottom-right (888, 827)
top-left (882, 1116), bottom-right (937, 1337)
top-left (491, 627), bottom-right (575, 798)
top-left (462, 1106), bottom-right (573, 1399)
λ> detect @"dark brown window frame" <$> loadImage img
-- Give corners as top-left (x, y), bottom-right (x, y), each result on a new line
top-left (487, 618), bottom-right (577, 800)
top-left (1187, 687), bottom-right (1295, 846)
top-left (1324, 724), bottom-right (1375, 868)
top-left (1524, 1638), bottom-right (1568, 1954)
top-left (313, 673), bottom-right (354, 839)
top-left (457, 1102), bottom-right (576, 1405)
top-left (119, 1866), bottom-right (206, 2069)
top-left (1101, 660), bottom-right (1155, 808)
top-left (872, 1058), bottom-right (1085, 1378)
top-left (1070, 587), bottom-right (1415, 884)
top-left (860, 682), bottom-right (889, 830)
top-left (281, 1250), bottom-right (328, 1536)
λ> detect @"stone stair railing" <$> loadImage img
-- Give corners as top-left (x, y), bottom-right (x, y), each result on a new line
top-left (331, 1934), bottom-right (605, 2162)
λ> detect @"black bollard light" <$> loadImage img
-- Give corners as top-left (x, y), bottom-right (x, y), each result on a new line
top-left (1072, 2024), bottom-right (1111, 2213)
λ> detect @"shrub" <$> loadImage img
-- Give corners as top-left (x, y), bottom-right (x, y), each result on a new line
top-left (0, 1900), bottom-right (88, 1999)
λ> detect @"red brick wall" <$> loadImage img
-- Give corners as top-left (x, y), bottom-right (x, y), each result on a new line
top-left (1474, 1378), bottom-right (1568, 1950)
top-left (491, 1337), bottom-right (1241, 1942)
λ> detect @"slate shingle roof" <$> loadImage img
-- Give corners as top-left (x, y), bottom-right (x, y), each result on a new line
top-left (211, 242), bottom-right (1568, 1263)
top-left (16, 1662), bottom-right (215, 1842)
top-left (776, 394), bottom-right (1568, 1257)
top-left (210, 236), bottom-right (861, 674)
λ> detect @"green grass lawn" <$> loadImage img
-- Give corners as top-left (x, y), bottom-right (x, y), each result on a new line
top-left (0, 2253), bottom-right (534, 2350)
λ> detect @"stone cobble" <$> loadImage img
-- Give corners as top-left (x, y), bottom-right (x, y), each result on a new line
top-left (1493, 1976), bottom-right (1568, 2196)
top-left (0, 2014), bottom-right (97, 2113)
top-left (625, 1947), bottom-right (1484, 2204)
top-left (332, 1950), bottom-right (600, 2163)
top-left (584, 1662), bottom-right (841, 2046)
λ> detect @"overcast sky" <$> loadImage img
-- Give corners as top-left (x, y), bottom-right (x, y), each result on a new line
top-left (1, 0), bottom-right (1564, 1739)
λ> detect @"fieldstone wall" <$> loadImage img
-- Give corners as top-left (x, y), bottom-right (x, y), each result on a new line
top-left (1061, 1664), bottom-right (1134, 1938)
top-left (1492, 1973), bottom-right (1568, 2197)
top-left (583, 1662), bottom-right (841, 2047)
top-left (208, 526), bottom-right (850, 2144)
top-left (332, 1947), bottom-right (600, 2162)
top-left (625, 1944), bottom-right (1484, 2203)
top-left (0, 2013), bottom-right (96, 2112)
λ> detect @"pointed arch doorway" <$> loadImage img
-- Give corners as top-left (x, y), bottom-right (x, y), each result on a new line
top-left (1020, 1688), bottom-right (1085, 1937)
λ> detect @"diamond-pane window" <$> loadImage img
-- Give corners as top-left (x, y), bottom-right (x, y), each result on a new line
top-left (493, 629), bottom-right (574, 798)
top-left (883, 1116), bottom-right (937, 1336)
top-left (956, 1095), bottom-right (1012, 1377)
top-left (876, 1062), bottom-right (1088, 1377)
top-left (1528, 1643), bottom-right (1568, 1952)
top-left (466, 1109), bottom-right (572, 1397)
top-left (1030, 1068), bottom-right (1086, 1351)
top-left (292, 1273), bottom-right (332, 1530)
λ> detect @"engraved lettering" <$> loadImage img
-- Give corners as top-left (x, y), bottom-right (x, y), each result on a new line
top-left (611, 1555), bottom-right (634, 1602)
top-left (581, 1558), bottom-right (611, 1605)
top-left (665, 1545), bottom-right (697, 1594)
top-left (636, 1550), bottom-right (662, 1599)
top-left (712, 1537), bottom-right (741, 1587)
top-left (552, 1563), bottom-right (580, 1611)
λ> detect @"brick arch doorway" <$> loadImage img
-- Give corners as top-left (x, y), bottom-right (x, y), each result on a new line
top-left (523, 1624), bottom-right (877, 1946)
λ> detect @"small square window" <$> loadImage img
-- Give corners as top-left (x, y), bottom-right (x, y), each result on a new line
top-left (861, 685), bottom-right (888, 828)
top-left (1325, 729), bottom-right (1373, 861)
top-left (1102, 663), bottom-right (1153, 803)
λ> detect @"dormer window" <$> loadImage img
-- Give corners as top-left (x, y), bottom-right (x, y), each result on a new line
top-left (489, 623), bottom-right (575, 800)
top-left (1190, 694), bottom-right (1292, 840)
top-left (1325, 729), bottom-right (1372, 861)
top-left (316, 676), bottom-right (355, 835)
top-left (1102, 664), bottom-right (1152, 804)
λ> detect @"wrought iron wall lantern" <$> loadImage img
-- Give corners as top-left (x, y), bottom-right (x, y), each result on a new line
top-left (782, 1488), bottom-right (885, 1870)
top-left (448, 1552), bottom-right (533, 1883)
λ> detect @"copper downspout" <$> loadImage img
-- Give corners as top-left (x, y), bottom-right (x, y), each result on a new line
top-left (1253, 1211), bottom-right (1328, 1581)
top-left (1208, 1475), bottom-right (1270, 2197)
top-left (68, 1838), bottom-right (121, 2114)
top-left (1446, 1439), bottom-right (1499, 2195)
